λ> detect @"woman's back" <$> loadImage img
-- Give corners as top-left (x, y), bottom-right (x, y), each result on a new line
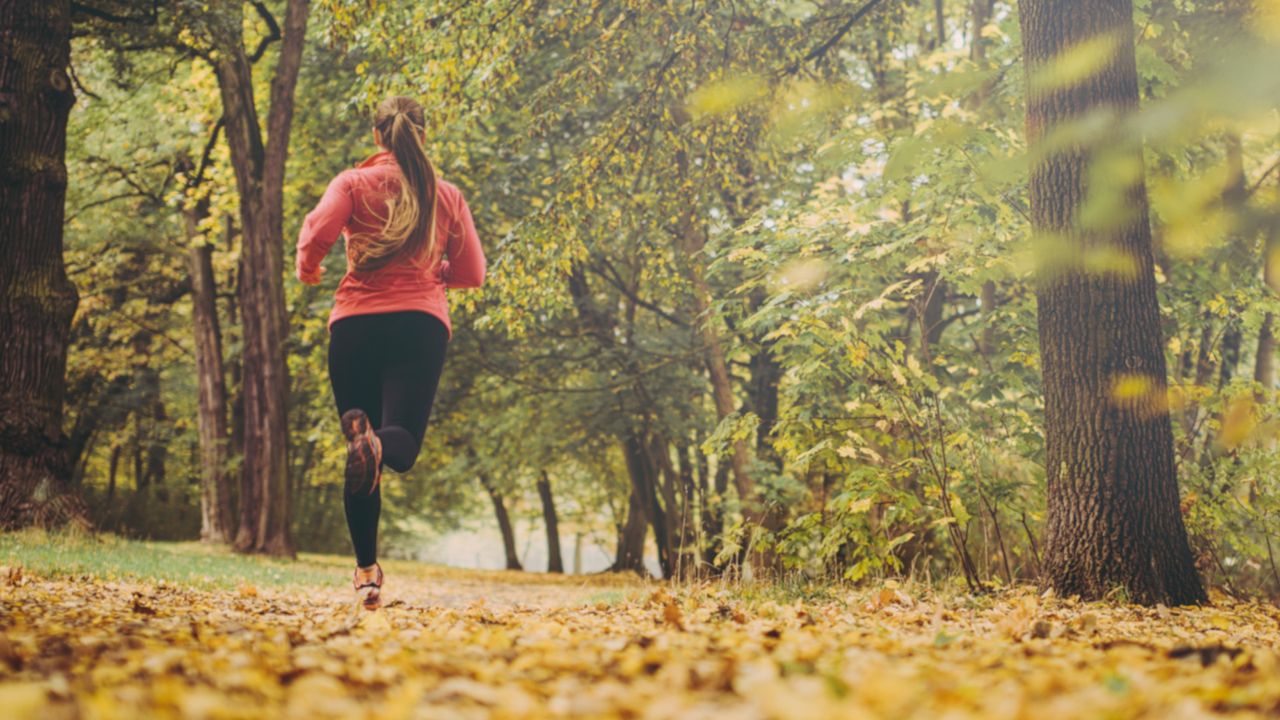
top-left (296, 150), bottom-right (485, 337)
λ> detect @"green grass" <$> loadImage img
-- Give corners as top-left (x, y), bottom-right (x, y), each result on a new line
top-left (0, 530), bottom-right (645, 594)
top-left (0, 529), bottom-right (343, 590)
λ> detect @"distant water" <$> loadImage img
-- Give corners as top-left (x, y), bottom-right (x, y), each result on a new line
top-left (402, 518), bottom-right (661, 577)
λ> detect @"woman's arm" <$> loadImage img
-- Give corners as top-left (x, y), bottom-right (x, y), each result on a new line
top-left (439, 191), bottom-right (486, 289)
top-left (296, 172), bottom-right (354, 284)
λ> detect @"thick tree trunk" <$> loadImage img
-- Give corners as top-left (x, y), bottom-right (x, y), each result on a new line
top-left (214, 0), bottom-right (310, 556)
top-left (188, 211), bottom-right (234, 544)
top-left (0, 0), bottom-right (81, 527)
top-left (536, 472), bottom-right (564, 573)
top-left (1019, 0), bottom-right (1206, 605)
top-left (480, 474), bottom-right (522, 571)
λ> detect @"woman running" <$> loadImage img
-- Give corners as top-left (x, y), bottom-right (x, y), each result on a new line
top-left (296, 95), bottom-right (485, 610)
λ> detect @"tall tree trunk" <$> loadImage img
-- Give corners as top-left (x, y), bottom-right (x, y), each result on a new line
top-left (1019, 0), bottom-right (1206, 605)
top-left (674, 188), bottom-right (774, 571)
top-left (1256, 198), bottom-right (1279, 390)
top-left (0, 0), bottom-right (81, 527)
top-left (188, 208), bottom-right (234, 543)
top-left (536, 472), bottom-right (564, 573)
top-left (214, 0), bottom-right (310, 556)
top-left (479, 474), bottom-right (522, 571)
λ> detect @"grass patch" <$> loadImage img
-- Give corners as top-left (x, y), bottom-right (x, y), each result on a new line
top-left (0, 530), bottom-right (647, 594)
top-left (0, 529), bottom-right (341, 590)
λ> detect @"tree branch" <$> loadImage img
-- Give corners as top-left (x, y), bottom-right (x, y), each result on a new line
top-left (188, 117), bottom-right (226, 190)
top-left (70, 0), bottom-right (159, 25)
top-left (1247, 156), bottom-right (1280, 199)
top-left (780, 0), bottom-right (888, 76)
top-left (248, 1), bottom-right (283, 64)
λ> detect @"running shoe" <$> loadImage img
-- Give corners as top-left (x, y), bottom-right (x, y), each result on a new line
top-left (341, 408), bottom-right (383, 496)
top-left (353, 563), bottom-right (383, 611)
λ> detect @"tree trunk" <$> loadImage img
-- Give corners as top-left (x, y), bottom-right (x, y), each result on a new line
top-left (1215, 133), bottom-right (1246, 391)
top-left (1256, 202), bottom-right (1279, 390)
top-left (702, 462), bottom-right (730, 569)
top-left (674, 199), bottom-right (776, 571)
top-left (143, 398), bottom-right (167, 493)
top-left (0, 0), bottom-right (81, 528)
top-left (188, 210), bottom-right (235, 544)
top-left (106, 444), bottom-right (121, 507)
top-left (1019, 0), bottom-right (1206, 605)
top-left (651, 436), bottom-right (686, 577)
top-left (934, 0), bottom-right (947, 48)
top-left (624, 431), bottom-right (671, 578)
top-left (612, 487), bottom-right (649, 574)
top-left (536, 472), bottom-right (564, 573)
top-left (480, 474), bottom-right (522, 571)
top-left (747, 341), bottom-right (782, 460)
top-left (214, 0), bottom-right (310, 556)
top-left (915, 273), bottom-right (948, 361)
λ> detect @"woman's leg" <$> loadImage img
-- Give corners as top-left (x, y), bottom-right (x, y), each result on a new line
top-left (377, 312), bottom-right (449, 472)
top-left (328, 316), bottom-right (384, 568)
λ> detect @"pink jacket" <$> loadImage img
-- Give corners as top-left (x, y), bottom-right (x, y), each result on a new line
top-left (296, 151), bottom-right (486, 337)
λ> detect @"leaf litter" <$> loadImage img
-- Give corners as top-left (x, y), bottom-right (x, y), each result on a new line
top-left (3, 566), bottom-right (1280, 719)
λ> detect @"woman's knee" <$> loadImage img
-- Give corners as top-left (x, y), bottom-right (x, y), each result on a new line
top-left (384, 455), bottom-right (416, 474)
top-left (378, 427), bottom-right (422, 473)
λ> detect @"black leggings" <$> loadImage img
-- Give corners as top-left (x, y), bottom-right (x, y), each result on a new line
top-left (328, 311), bottom-right (449, 567)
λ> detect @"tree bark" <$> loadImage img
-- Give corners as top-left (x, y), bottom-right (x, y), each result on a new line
top-left (188, 207), bottom-right (235, 544)
top-left (0, 0), bottom-right (81, 528)
top-left (212, 0), bottom-right (310, 556)
top-left (1019, 0), bottom-right (1206, 604)
top-left (536, 471), bottom-right (564, 573)
top-left (479, 474), bottom-right (522, 571)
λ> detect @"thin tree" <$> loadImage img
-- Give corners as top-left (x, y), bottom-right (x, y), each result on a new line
top-left (480, 473), bottom-right (523, 571)
top-left (1019, 0), bottom-right (1206, 604)
top-left (536, 471), bottom-right (565, 573)
top-left (0, 0), bottom-right (81, 526)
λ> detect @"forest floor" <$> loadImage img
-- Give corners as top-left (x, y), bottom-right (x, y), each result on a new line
top-left (2, 532), bottom-right (1279, 719)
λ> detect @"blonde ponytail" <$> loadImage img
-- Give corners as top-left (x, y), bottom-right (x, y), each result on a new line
top-left (352, 96), bottom-right (438, 273)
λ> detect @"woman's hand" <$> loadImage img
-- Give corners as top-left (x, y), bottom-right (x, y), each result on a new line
top-left (299, 265), bottom-right (325, 285)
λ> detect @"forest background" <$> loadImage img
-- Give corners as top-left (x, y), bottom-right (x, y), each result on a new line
top-left (18, 0), bottom-right (1280, 596)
